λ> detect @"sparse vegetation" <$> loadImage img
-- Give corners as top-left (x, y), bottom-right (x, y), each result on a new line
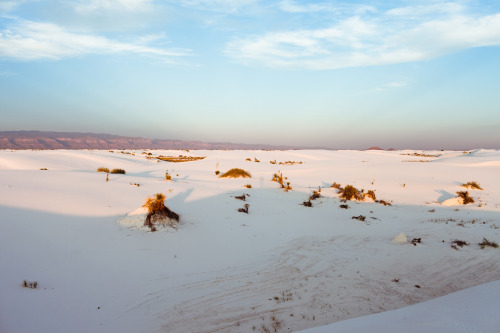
top-left (143, 193), bottom-right (179, 232)
top-left (302, 200), bottom-right (312, 207)
top-left (219, 168), bottom-right (251, 178)
top-left (40, 168), bottom-right (47, 170)
top-left (215, 170), bottom-right (220, 176)
top-left (235, 194), bottom-right (247, 201)
top-left (457, 191), bottom-right (474, 204)
top-left (352, 215), bottom-right (366, 221)
top-left (309, 190), bottom-right (321, 201)
top-left (461, 181), bottom-right (483, 190)
top-left (97, 167), bottom-right (109, 173)
top-left (156, 155), bottom-right (206, 163)
top-left (165, 171), bottom-right (172, 181)
top-left (238, 204), bottom-right (249, 214)
top-left (331, 182), bottom-right (341, 189)
top-left (339, 204), bottom-right (349, 209)
top-left (479, 238), bottom-right (498, 249)
top-left (244, 184), bottom-right (252, 188)
top-left (339, 185), bottom-right (364, 201)
top-left (130, 182), bottom-right (140, 187)
top-left (110, 168), bottom-right (126, 174)
top-left (23, 280), bottom-right (38, 289)
top-left (366, 190), bottom-right (376, 201)
top-left (411, 238), bottom-right (422, 246)
top-left (451, 240), bottom-right (469, 250)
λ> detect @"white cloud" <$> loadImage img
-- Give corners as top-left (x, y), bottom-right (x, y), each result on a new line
top-left (0, 19), bottom-right (190, 61)
top-left (225, 8), bottom-right (500, 70)
top-left (73, 0), bottom-right (154, 13)
top-left (176, 0), bottom-right (257, 13)
top-left (278, 0), bottom-right (375, 15)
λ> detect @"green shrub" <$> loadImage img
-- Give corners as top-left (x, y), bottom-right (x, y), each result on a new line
top-left (97, 167), bottom-right (109, 173)
top-left (219, 168), bottom-right (251, 178)
top-left (110, 168), bottom-right (126, 174)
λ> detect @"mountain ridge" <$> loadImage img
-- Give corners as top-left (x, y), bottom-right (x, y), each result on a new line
top-left (0, 131), bottom-right (320, 150)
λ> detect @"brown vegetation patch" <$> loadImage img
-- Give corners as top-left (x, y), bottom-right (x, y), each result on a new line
top-left (219, 168), bottom-right (251, 178)
top-left (156, 155), bottom-right (206, 163)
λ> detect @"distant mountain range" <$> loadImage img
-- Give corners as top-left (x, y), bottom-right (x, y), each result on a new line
top-left (0, 131), bottom-right (314, 150)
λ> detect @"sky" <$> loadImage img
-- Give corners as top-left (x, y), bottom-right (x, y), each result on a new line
top-left (1, 0), bottom-right (499, 149)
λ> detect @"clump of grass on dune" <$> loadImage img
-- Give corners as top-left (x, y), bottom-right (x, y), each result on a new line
top-left (479, 238), bottom-right (498, 249)
top-left (219, 168), bottom-right (251, 178)
top-left (457, 191), bottom-right (474, 204)
top-left (97, 167), bottom-right (109, 173)
top-left (143, 193), bottom-right (179, 232)
top-left (110, 168), bottom-right (126, 174)
top-left (461, 181), bottom-right (483, 190)
top-left (339, 185), bottom-right (364, 201)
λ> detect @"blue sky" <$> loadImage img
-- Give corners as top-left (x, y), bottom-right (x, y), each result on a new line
top-left (1, 0), bottom-right (499, 149)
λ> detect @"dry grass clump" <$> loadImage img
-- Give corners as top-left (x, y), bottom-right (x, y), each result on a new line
top-left (165, 171), bottom-right (172, 181)
top-left (143, 193), bottom-right (179, 231)
top-left (479, 238), bottom-right (498, 249)
top-left (219, 168), bottom-right (251, 178)
top-left (461, 181), bottom-right (483, 190)
top-left (157, 155), bottom-right (206, 163)
top-left (366, 190), bottom-right (376, 201)
top-left (339, 185), bottom-right (364, 201)
top-left (331, 182), bottom-right (341, 189)
top-left (244, 184), bottom-right (252, 188)
top-left (457, 191), bottom-right (474, 204)
top-left (110, 168), bottom-right (126, 174)
top-left (97, 167), bottom-right (109, 173)
top-left (23, 280), bottom-right (38, 289)
top-left (309, 190), bottom-right (321, 201)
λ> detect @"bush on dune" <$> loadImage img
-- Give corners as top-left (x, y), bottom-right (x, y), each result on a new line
top-left (143, 193), bottom-right (179, 232)
top-left (219, 168), bottom-right (251, 178)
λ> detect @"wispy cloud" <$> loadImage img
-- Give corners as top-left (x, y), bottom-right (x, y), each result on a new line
top-left (226, 4), bottom-right (500, 70)
top-left (72, 0), bottom-right (154, 13)
top-left (176, 0), bottom-right (257, 13)
top-left (278, 0), bottom-right (375, 15)
top-left (0, 19), bottom-right (191, 61)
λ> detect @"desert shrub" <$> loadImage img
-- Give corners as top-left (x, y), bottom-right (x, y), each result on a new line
top-left (339, 185), bottom-right (364, 201)
top-left (215, 170), bottom-right (220, 175)
top-left (457, 191), bottom-right (474, 204)
top-left (23, 280), bottom-right (38, 289)
top-left (97, 167), bottom-right (109, 173)
top-left (339, 204), bottom-right (349, 209)
top-left (40, 168), bottom-right (48, 170)
top-left (378, 199), bottom-right (392, 206)
top-left (219, 168), bottom-right (251, 178)
top-left (272, 173), bottom-right (284, 187)
top-left (143, 193), bottom-right (179, 231)
top-left (479, 238), bottom-right (498, 249)
top-left (284, 182), bottom-right (292, 192)
top-left (451, 240), bottom-right (469, 249)
top-left (244, 184), bottom-right (252, 188)
top-left (235, 194), bottom-right (247, 201)
top-left (461, 181), bottom-right (483, 190)
top-left (157, 155), bottom-right (205, 163)
top-left (331, 182), bottom-right (341, 189)
top-left (165, 171), bottom-right (172, 181)
top-left (352, 215), bottom-right (366, 221)
top-left (309, 191), bottom-right (321, 201)
top-left (238, 204), bottom-right (249, 214)
top-left (245, 158), bottom-right (252, 161)
top-left (365, 190), bottom-right (376, 201)
top-left (110, 168), bottom-right (126, 174)
top-left (302, 200), bottom-right (312, 207)
top-left (254, 157), bottom-right (260, 162)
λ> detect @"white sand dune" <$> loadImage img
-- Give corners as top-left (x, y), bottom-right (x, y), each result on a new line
top-left (0, 149), bottom-right (499, 333)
